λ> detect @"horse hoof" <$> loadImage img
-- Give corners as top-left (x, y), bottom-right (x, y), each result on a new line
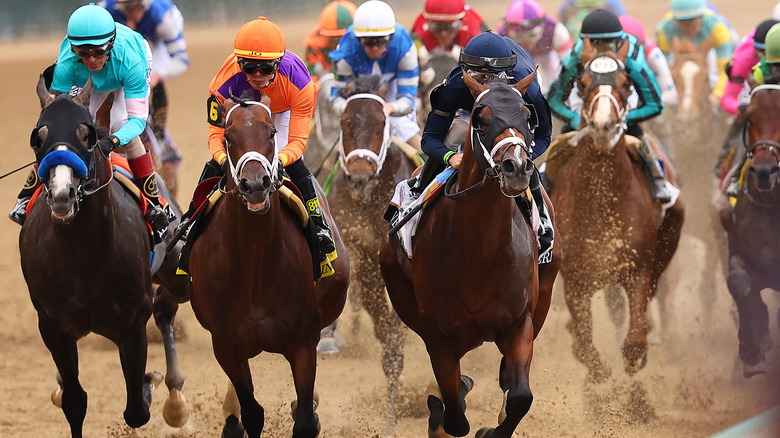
top-left (589, 362), bottom-right (612, 384)
top-left (145, 370), bottom-right (165, 391)
top-left (290, 399), bottom-right (319, 420)
top-left (743, 360), bottom-right (767, 378)
top-left (316, 336), bottom-right (340, 354)
top-left (163, 388), bottom-right (189, 428)
top-left (461, 375), bottom-right (475, 395)
top-left (51, 387), bottom-right (63, 408)
top-left (221, 414), bottom-right (245, 438)
top-left (475, 427), bottom-right (494, 438)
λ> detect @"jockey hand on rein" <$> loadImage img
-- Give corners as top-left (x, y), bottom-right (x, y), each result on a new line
top-left (98, 135), bottom-right (120, 155)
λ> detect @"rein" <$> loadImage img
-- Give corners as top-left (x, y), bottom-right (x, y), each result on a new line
top-left (579, 55), bottom-right (630, 147)
top-left (337, 93), bottom-right (392, 176)
top-left (221, 101), bottom-right (280, 196)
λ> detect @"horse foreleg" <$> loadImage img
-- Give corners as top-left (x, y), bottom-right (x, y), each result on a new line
top-left (564, 284), bottom-right (610, 383)
top-left (489, 314), bottom-right (534, 438)
top-left (427, 343), bottom-right (469, 437)
top-left (286, 339), bottom-right (321, 438)
top-left (727, 260), bottom-right (770, 374)
top-left (152, 286), bottom-right (188, 427)
top-left (623, 275), bottom-right (652, 375)
top-left (115, 317), bottom-right (156, 428)
top-left (38, 314), bottom-right (87, 438)
top-left (213, 341), bottom-right (263, 438)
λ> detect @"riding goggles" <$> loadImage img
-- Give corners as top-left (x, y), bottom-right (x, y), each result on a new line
top-left (465, 68), bottom-right (511, 85)
top-left (427, 20), bottom-right (461, 34)
top-left (358, 35), bottom-right (393, 48)
top-left (505, 20), bottom-right (545, 43)
top-left (71, 42), bottom-right (113, 59)
top-left (238, 58), bottom-right (280, 75)
top-left (459, 52), bottom-right (517, 72)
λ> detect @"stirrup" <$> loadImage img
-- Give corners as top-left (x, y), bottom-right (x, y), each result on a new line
top-left (317, 230), bottom-right (336, 254)
top-left (8, 197), bottom-right (30, 226)
top-left (726, 180), bottom-right (740, 197)
top-left (653, 180), bottom-right (672, 204)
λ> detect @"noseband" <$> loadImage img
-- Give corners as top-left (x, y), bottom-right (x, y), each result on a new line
top-left (338, 93), bottom-right (392, 176)
top-left (222, 101), bottom-right (280, 195)
top-left (577, 54), bottom-right (630, 146)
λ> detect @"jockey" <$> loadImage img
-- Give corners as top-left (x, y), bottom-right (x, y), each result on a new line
top-left (496, 0), bottom-right (573, 94)
top-left (329, 0), bottom-right (422, 153)
top-left (302, 0), bottom-right (356, 79)
top-left (410, 0), bottom-right (488, 61)
top-left (10, 3), bottom-right (173, 232)
top-left (619, 15), bottom-right (678, 107)
top-left (417, 31), bottom-right (555, 262)
top-left (714, 19), bottom-right (777, 180)
top-left (655, 0), bottom-right (734, 107)
top-left (547, 9), bottom-right (671, 203)
top-left (183, 17), bottom-right (334, 254)
top-left (725, 23), bottom-right (780, 197)
top-left (558, 0), bottom-right (628, 41)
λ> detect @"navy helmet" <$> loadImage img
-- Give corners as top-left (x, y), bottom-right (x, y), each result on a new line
top-left (459, 32), bottom-right (517, 73)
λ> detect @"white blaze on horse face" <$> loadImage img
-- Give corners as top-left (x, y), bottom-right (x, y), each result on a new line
top-left (49, 146), bottom-right (78, 200)
top-left (592, 85), bottom-right (615, 130)
top-left (679, 60), bottom-right (701, 117)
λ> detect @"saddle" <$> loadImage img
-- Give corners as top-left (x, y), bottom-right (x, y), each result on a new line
top-left (175, 176), bottom-right (337, 282)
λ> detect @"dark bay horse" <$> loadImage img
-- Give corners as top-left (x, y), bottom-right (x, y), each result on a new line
top-left (550, 40), bottom-right (685, 383)
top-left (719, 84), bottom-right (780, 377)
top-left (187, 97), bottom-right (350, 438)
top-left (326, 74), bottom-right (416, 432)
top-left (19, 76), bottom-right (189, 437)
top-left (379, 71), bottom-right (561, 438)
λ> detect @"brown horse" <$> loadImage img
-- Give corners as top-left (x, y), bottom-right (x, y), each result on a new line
top-left (669, 36), bottom-right (712, 121)
top-left (19, 76), bottom-right (189, 437)
top-left (187, 97), bottom-right (350, 438)
top-left (550, 40), bottom-right (685, 383)
top-left (719, 84), bottom-right (780, 378)
top-left (325, 74), bottom-right (416, 432)
top-left (379, 71), bottom-right (561, 438)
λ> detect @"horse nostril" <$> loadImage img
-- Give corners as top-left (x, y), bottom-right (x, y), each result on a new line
top-left (239, 179), bottom-right (251, 194)
top-left (501, 159), bottom-right (518, 175)
top-left (261, 175), bottom-right (272, 190)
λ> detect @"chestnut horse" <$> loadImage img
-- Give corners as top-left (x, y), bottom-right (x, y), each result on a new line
top-left (669, 36), bottom-right (712, 122)
top-left (380, 71), bottom-right (561, 438)
top-left (719, 84), bottom-right (780, 378)
top-left (187, 97), bottom-right (350, 438)
top-left (326, 75), bottom-right (416, 431)
top-left (550, 41), bottom-right (685, 383)
top-left (19, 77), bottom-right (189, 437)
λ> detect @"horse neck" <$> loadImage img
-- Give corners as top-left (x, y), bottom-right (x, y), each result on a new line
top-left (455, 144), bottom-right (516, 217)
top-left (221, 192), bottom-right (285, 242)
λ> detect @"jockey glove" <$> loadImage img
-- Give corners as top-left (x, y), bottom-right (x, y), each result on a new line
top-left (98, 135), bottom-right (120, 155)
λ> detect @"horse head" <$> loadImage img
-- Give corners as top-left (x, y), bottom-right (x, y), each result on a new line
top-left (418, 51), bottom-right (459, 124)
top-left (222, 95), bottom-right (279, 213)
top-left (462, 69), bottom-right (537, 196)
top-left (31, 75), bottom-right (101, 223)
top-left (337, 75), bottom-right (390, 201)
top-left (670, 36), bottom-right (711, 120)
top-left (578, 37), bottom-right (631, 150)
top-left (744, 85), bottom-right (780, 194)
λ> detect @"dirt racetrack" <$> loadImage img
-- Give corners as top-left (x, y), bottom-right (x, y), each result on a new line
top-left (1, 1), bottom-right (779, 437)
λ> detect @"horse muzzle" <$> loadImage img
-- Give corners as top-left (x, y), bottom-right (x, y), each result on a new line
top-left (237, 173), bottom-right (274, 213)
top-left (46, 184), bottom-right (79, 223)
top-left (749, 166), bottom-right (780, 192)
top-left (499, 157), bottom-right (534, 195)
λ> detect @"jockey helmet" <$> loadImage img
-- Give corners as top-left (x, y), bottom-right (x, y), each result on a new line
top-left (234, 17), bottom-right (285, 61)
top-left (670, 0), bottom-right (707, 20)
top-left (618, 15), bottom-right (647, 43)
top-left (115, 0), bottom-right (152, 10)
top-left (422, 0), bottom-right (466, 22)
top-left (764, 23), bottom-right (780, 63)
top-left (580, 9), bottom-right (624, 40)
top-left (505, 0), bottom-right (545, 25)
top-left (459, 32), bottom-right (517, 75)
top-left (754, 19), bottom-right (780, 50)
top-left (319, 0), bottom-right (357, 37)
top-left (353, 0), bottom-right (396, 37)
top-left (67, 3), bottom-right (116, 47)
top-left (574, 0), bottom-right (606, 6)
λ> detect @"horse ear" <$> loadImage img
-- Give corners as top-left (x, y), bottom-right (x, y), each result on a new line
top-left (747, 72), bottom-right (759, 91)
top-left (462, 67), bottom-right (484, 98)
top-left (36, 75), bottom-right (54, 108)
top-left (377, 81), bottom-right (389, 99)
top-left (513, 67), bottom-right (538, 95)
top-left (73, 76), bottom-right (93, 109)
top-left (616, 37), bottom-right (630, 62)
top-left (697, 38), bottom-right (712, 57)
top-left (260, 94), bottom-right (271, 108)
top-left (581, 37), bottom-right (596, 64)
top-left (671, 35), bottom-right (681, 54)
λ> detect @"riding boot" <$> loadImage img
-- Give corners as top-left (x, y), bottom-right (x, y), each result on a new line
top-left (638, 136), bottom-right (673, 204)
top-left (298, 173), bottom-right (336, 255)
top-left (177, 158), bottom-right (225, 233)
top-left (527, 169), bottom-right (554, 266)
top-left (128, 152), bottom-right (172, 234)
top-left (726, 151), bottom-right (749, 197)
top-left (8, 168), bottom-right (41, 226)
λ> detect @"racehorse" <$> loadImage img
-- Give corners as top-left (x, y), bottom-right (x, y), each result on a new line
top-left (379, 71), bottom-right (561, 438)
top-left (549, 39), bottom-right (684, 383)
top-left (719, 83), bottom-right (780, 378)
top-left (669, 36), bottom-right (712, 121)
top-left (19, 76), bottom-right (189, 437)
top-left (306, 73), bottom-right (341, 182)
top-left (187, 96), bottom-right (350, 438)
top-left (326, 74), bottom-right (416, 432)
top-left (418, 51), bottom-right (459, 128)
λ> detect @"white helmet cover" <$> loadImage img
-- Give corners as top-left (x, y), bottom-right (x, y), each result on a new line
top-left (353, 0), bottom-right (396, 37)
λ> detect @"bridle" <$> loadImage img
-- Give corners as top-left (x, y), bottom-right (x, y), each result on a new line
top-left (221, 100), bottom-right (280, 196)
top-left (576, 54), bottom-right (630, 146)
top-left (740, 84), bottom-right (780, 204)
top-left (337, 93), bottom-right (392, 177)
